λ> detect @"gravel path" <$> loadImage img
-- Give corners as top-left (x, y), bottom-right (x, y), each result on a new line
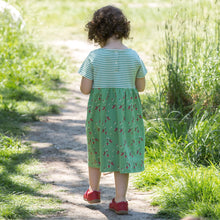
top-left (25, 40), bottom-right (162, 220)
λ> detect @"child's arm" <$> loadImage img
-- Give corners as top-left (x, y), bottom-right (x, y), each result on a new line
top-left (80, 77), bottom-right (93, 95)
top-left (135, 77), bottom-right (145, 92)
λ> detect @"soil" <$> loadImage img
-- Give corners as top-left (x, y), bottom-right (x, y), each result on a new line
top-left (25, 40), bottom-right (163, 220)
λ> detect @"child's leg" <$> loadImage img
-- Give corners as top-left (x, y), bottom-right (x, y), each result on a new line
top-left (89, 167), bottom-right (101, 191)
top-left (114, 172), bottom-right (129, 202)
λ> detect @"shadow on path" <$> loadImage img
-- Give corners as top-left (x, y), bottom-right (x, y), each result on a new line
top-left (26, 69), bottom-right (162, 219)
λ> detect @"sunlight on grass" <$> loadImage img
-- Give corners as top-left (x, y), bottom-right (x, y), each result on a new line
top-left (0, 134), bottom-right (62, 219)
top-left (1, 0), bottom-right (219, 219)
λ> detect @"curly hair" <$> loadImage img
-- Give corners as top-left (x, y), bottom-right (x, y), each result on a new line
top-left (86, 5), bottom-right (130, 47)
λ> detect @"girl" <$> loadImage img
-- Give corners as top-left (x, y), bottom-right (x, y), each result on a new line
top-left (78, 5), bottom-right (147, 215)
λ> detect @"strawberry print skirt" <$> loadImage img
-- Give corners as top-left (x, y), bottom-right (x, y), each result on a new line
top-left (86, 88), bottom-right (145, 173)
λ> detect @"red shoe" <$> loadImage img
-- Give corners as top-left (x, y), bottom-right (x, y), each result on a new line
top-left (109, 198), bottom-right (128, 215)
top-left (83, 189), bottom-right (100, 203)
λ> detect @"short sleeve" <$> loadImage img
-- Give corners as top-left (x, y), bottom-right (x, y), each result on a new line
top-left (136, 59), bottom-right (147, 78)
top-left (78, 54), bottom-right (93, 80)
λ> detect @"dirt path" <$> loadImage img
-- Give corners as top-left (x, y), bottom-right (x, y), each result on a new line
top-left (25, 40), bottom-right (162, 220)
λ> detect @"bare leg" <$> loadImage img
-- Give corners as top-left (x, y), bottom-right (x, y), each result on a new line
top-left (89, 167), bottom-right (101, 191)
top-left (114, 172), bottom-right (129, 202)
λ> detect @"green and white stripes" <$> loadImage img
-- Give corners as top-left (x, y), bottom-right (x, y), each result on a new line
top-left (79, 48), bottom-right (147, 88)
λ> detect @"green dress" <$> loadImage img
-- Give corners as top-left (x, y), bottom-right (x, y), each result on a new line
top-left (79, 48), bottom-right (147, 173)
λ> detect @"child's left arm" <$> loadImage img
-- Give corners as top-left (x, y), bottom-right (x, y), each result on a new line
top-left (80, 77), bottom-right (93, 95)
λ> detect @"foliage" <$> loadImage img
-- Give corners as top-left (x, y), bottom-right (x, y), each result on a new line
top-left (137, 1), bottom-right (220, 219)
top-left (144, 108), bottom-right (220, 166)
top-left (1, 0), bottom-right (220, 219)
top-left (0, 11), bottom-right (67, 134)
top-left (0, 134), bottom-right (62, 219)
top-left (159, 1), bottom-right (220, 113)
top-left (0, 7), bottom-right (66, 218)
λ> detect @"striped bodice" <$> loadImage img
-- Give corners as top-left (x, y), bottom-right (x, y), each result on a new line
top-left (78, 48), bottom-right (147, 88)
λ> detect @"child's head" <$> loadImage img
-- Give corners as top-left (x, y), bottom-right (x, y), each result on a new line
top-left (86, 5), bottom-right (130, 47)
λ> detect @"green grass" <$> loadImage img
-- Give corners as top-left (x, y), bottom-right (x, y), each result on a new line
top-left (0, 134), bottom-right (62, 219)
top-left (0, 5), bottom-right (68, 219)
top-left (1, 0), bottom-right (220, 219)
top-left (0, 12), bottom-right (68, 135)
top-left (135, 160), bottom-right (220, 219)
top-left (142, 108), bottom-right (220, 166)
top-left (135, 1), bottom-right (220, 219)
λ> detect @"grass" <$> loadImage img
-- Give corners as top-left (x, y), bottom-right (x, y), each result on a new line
top-left (156, 165), bottom-right (220, 219)
top-left (135, 159), bottom-right (220, 219)
top-left (0, 11), bottom-right (68, 135)
top-left (0, 135), bottom-right (62, 219)
top-left (1, 0), bottom-right (220, 219)
top-left (0, 5), bottom-right (68, 219)
top-left (135, 1), bottom-right (220, 219)
top-left (143, 109), bottom-right (220, 166)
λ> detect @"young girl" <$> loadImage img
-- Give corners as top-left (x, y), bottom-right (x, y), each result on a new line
top-left (78, 5), bottom-right (147, 215)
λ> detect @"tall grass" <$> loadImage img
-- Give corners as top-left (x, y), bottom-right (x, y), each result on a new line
top-left (160, 1), bottom-right (220, 114)
top-left (137, 1), bottom-right (220, 219)
top-left (143, 0), bottom-right (220, 166)
top-left (144, 109), bottom-right (220, 166)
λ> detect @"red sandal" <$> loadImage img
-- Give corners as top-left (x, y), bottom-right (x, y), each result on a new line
top-left (109, 198), bottom-right (128, 215)
top-left (83, 189), bottom-right (100, 204)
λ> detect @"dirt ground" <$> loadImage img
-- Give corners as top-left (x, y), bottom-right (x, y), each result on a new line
top-left (25, 40), bottom-right (163, 220)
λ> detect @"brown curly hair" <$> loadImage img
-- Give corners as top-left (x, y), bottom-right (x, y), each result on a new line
top-left (86, 5), bottom-right (130, 47)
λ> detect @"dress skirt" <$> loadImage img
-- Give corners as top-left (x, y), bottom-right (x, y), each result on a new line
top-left (86, 88), bottom-right (145, 173)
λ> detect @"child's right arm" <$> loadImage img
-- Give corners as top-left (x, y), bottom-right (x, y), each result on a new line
top-left (135, 77), bottom-right (145, 92)
top-left (80, 77), bottom-right (93, 95)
